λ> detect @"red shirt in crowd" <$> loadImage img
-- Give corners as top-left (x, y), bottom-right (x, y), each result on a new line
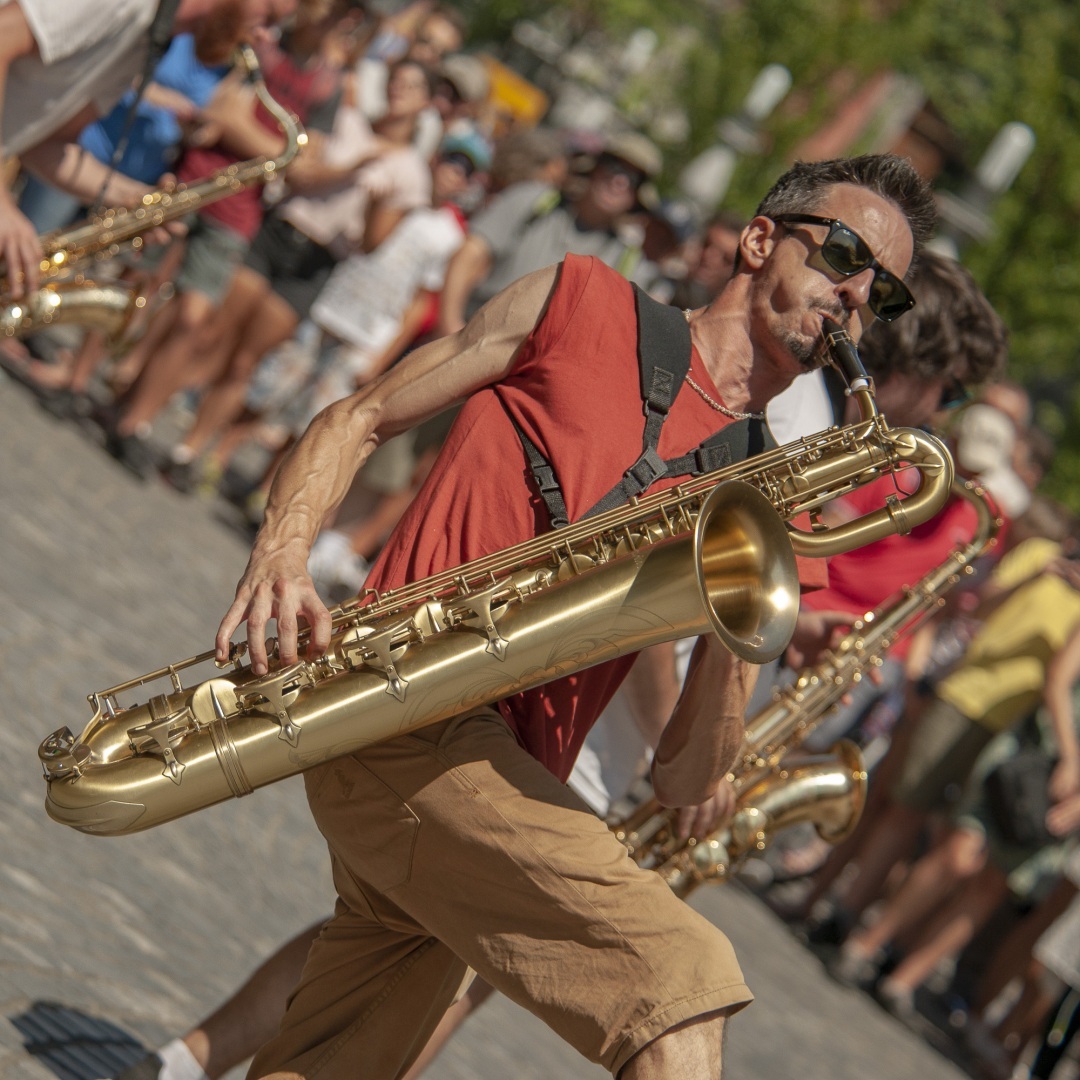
top-left (177, 39), bottom-right (341, 240)
top-left (802, 472), bottom-right (983, 659)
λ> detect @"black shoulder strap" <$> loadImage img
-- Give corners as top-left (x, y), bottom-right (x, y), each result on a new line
top-left (513, 284), bottom-right (774, 529)
top-left (576, 287), bottom-right (692, 518)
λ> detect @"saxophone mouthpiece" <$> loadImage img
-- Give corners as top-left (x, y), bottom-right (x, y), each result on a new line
top-left (821, 318), bottom-right (872, 394)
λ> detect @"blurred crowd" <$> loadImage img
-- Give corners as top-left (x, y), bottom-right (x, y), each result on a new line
top-left (3, 3), bottom-right (1080, 1080)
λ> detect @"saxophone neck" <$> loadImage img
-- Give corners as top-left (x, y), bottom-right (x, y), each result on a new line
top-left (821, 317), bottom-right (878, 421)
top-left (235, 42), bottom-right (308, 175)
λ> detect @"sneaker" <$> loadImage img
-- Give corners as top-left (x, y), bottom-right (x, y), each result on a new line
top-left (875, 976), bottom-right (917, 1021)
top-left (163, 457), bottom-right (198, 494)
top-left (804, 907), bottom-right (855, 947)
top-left (308, 530), bottom-right (370, 603)
top-left (105, 430), bottom-right (157, 480)
top-left (36, 385), bottom-right (92, 420)
top-left (827, 941), bottom-right (884, 990)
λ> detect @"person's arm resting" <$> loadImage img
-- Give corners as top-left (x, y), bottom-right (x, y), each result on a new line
top-left (650, 635), bottom-right (757, 807)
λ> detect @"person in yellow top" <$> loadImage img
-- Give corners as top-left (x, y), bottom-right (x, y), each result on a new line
top-left (937, 534), bottom-right (1080, 740)
top-left (817, 511), bottom-right (1080, 980)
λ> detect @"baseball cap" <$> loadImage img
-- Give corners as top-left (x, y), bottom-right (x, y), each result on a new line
top-left (440, 126), bottom-right (493, 173)
top-left (438, 54), bottom-right (490, 104)
top-left (601, 131), bottom-right (663, 179)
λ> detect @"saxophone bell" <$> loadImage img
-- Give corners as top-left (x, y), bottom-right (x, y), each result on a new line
top-left (695, 481), bottom-right (799, 663)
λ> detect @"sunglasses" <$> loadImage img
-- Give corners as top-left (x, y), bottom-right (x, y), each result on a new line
top-left (441, 151), bottom-right (476, 179)
top-left (770, 213), bottom-right (916, 322)
top-left (595, 154), bottom-right (646, 190)
top-left (938, 376), bottom-right (971, 411)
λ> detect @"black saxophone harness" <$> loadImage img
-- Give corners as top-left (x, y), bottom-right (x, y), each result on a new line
top-left (513, 286), bottom-right (776, 530)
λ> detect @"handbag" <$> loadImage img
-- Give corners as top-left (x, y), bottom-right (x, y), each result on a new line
top-left (984, 745), bottom-right (1058, 849)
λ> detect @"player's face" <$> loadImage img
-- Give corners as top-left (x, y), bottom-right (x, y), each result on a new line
top-left (748, 183), bottom-right (914, 376)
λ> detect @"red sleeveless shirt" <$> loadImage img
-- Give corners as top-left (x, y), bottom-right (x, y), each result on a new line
top-left (366, 254), bottom-right (819, 779)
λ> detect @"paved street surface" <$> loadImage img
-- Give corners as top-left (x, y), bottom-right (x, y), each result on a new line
top-left (0, 373), bottom-right (972, 1080)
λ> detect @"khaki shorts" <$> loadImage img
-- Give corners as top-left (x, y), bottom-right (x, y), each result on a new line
top-left (249, 709), bottom-right (752, 1079)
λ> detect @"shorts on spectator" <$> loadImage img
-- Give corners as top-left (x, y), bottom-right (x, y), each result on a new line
top-left (891, 696), bottom-right (995, 814)
top-left (244, 211), bottom-right (336, 319)
top-left (134, 212), bottom-right (249, 305)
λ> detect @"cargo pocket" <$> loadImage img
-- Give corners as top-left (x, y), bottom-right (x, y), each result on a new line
top-left (307, 753), bottom-right (420, 894)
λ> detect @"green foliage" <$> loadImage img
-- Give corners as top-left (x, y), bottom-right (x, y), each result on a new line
top-left (465, 0), bottom-right (1080, 506)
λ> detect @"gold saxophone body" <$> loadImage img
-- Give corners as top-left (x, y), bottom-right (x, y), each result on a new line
top-left (39, 331), bottom-right (955, 837)
top-left (1, 45), bottom-right (306, 342)
top-left (613, 480), bottom-right (1000, 898)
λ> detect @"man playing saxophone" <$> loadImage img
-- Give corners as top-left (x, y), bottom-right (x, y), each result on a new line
top-left (215, 153), bottom-right (935, 1079)
top-left (0, 0), bottom-right (294, 298)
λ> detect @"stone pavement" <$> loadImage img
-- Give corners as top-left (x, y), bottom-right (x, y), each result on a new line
top-left (0, 373), bottom-right (973, 1080)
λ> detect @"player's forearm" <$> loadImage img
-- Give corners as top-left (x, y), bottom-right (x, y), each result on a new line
top-left (651, 638), bottom-right (755, 806)
top-left (253, 396), bottom-right (382, 570)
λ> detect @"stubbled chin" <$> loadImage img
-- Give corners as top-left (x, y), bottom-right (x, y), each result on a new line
top-left (782, 331), bottom-right (822, 372)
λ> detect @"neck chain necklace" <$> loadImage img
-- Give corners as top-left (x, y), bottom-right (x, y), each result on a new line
top-left (682, 309), bottom-right (766, 421)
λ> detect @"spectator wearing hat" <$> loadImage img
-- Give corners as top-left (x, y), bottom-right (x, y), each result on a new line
top-left (487, 126), bottom-right (568, 192)
top-left (438, 128), bottom-right (665, 334)
top-left (640, 197), bottom-right (702, 304)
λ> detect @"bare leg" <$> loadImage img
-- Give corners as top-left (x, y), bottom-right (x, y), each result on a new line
top-left (182, 921), bottom-right (322, 1079)
top-left (992, 957), bottom-right (1059, 1060)
top-left (106, 293), bottom-right (181, 396)
top-left (401, 978), bottom-right (495, 1080)
top-left (621, 1012), bottom-right (729, 1079)
top-left (845, 825), bottom-right (984, 960)
top-left (831, 801), bottom-right (925, 923)
top-left (978, 875), bottom-right (1078, 1014)
top-left (883, 864), bottom-right (1007, 993)
top-left (180, 291), bottom-right (297, 458)
top-left (114, 289), bottom-right (221, 436)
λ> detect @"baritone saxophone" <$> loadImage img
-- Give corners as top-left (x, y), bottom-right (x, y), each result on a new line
top-left (0, 45), bottom-right (307, 341)
top-left (614, 480), bottom-right (1000, 898)
top-left (39, 324), bottom-right (956, 836)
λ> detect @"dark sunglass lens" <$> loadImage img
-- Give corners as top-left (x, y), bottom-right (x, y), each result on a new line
top-left (870, 271), bottom-right (914, 321)
top-left (822, 226), bottom-right (870, 275)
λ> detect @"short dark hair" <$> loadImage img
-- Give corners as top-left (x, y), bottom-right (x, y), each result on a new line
top-left (857, 250), bottom-right (1008, 386)
top-left (755, 154), bottom-right (938, 258)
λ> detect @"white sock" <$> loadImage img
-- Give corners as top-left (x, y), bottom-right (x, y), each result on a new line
top-left (156, 1037), bottom-right (210, 1080)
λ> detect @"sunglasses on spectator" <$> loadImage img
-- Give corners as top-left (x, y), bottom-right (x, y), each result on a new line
top-left (595, 154), bottom-right (647, 190)
top-left (770, 213), bottom-right (916, 322)
top-left (938, 376), bottom-right (971, 411)
top-left (441, 151), bottom-right (476, 178)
